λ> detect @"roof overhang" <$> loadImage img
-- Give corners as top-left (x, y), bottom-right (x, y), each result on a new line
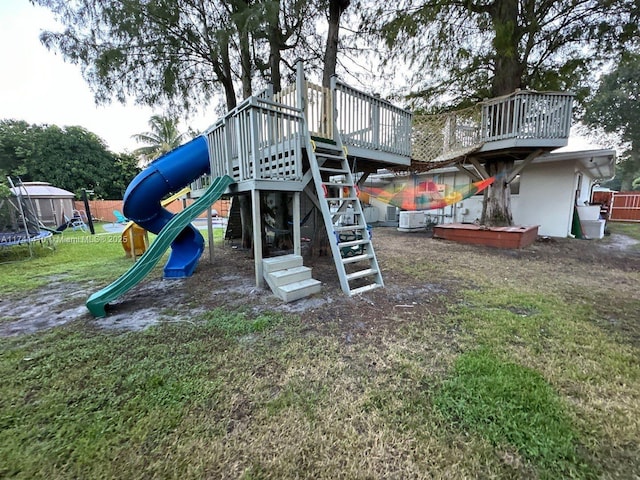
top-left (534, 148), bottom-right (616, 181)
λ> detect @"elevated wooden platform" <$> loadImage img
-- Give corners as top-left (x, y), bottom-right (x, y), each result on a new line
top-left (186, 61), bottom-right (572, 298)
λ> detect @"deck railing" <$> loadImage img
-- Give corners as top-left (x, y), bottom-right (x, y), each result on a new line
top-left (411, 90), bottom-right (574, 164)
top-left (333, 79), bottom-right (413, 157)
top-left (197, 67), bottom-right (575, 183)
top-left (205, 96), bottom-right (304, 183)
top-left (481, 91), bottom-right (573, 142)
top-left (273, 62), bottom-right (413, 157)
top-left (274, 81), bottom-right (333, 140)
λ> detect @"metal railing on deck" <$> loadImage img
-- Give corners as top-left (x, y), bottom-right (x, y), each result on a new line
top-left (205, 97), bottom-right (304, 183)
top-left (333, 79), bottom-right (413, 157)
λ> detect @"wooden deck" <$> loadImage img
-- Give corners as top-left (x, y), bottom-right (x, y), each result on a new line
top-left (191, 63), bottom-right (573, 197)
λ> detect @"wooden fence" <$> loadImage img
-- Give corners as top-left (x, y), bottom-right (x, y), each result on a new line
top-left (75, 198), bottom-right (230, 223)
top-left (608, 192), bottom-right (640, 223)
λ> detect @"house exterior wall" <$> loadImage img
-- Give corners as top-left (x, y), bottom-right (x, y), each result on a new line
top-left (512, 161), bottom-right (576, 237)
top-left (363, 157), bottom-right (593, 238)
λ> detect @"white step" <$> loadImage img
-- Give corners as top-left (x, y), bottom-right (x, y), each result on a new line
top-left (278, 278), bottom-right (322, 302)
top-left (325, 196), bottom-right (358, 202)
top-left (349, 283), bottom-right (382, 296)
top-left (338, 238), bottom-right (369, 248)
top-left (346, 268), bottom-right (378, 281)
top-left (334, 225), bottom-right (367, 233)
top-left (316, 152), bottom-right (344, 160)
top-left (342, 253), bottom-right (374, 264)
top-left (267, 266), bottom-right (312, 287)
top-left (319, 166), bottom-right (349, 174)
top-left (324, 181), bottom-right (347, 187)
top-left (262, 254), bottom-right (302, 273)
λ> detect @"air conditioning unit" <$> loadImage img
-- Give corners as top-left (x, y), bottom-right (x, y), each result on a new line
top-left (385, 206), bottom-right (398, 222)
top-left (398, 211), bottom-right (426, 232)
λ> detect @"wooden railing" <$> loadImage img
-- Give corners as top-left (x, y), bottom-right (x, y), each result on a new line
top-left (412, 90), bottom-right (574, 164)
top-left (196, 65), bottom-right (574, 183)
top-left (273, 81), bottom-right (333, 140)
top-left (273, 62), bottom-right (412, 157)
top-left (333, 79), bottom-right (413, 157)
top-left (480, 91), bottom-right (573, 142)
top-left (205, 96), bottom-right (304, 183)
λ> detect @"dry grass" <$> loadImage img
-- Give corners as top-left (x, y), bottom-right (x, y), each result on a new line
top-left (1, 224), bottom-right (639, 478)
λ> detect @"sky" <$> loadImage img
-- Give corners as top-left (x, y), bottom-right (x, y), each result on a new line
top-left (0, 0), bottom-right (210, 153)
top-left (0, 1), bottom-right (614, 156)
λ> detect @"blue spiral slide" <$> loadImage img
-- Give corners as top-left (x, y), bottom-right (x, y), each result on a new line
top-left (86, 136), bottom-right (234, 317)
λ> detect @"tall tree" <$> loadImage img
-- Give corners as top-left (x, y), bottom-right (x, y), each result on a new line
top-left (132, 115), bottom-right (189, 166)
top-left (34, 0), bottom-right (246, 111)
top-left (372, 0), bottom-right (639, 225)
top-left (584, 52), bottom-right (640, 191)
top-left (0, 119), bottom-right (140, 199)
top-left (34, 0), bottom-right (326, 111)
top-left (322, 0), bottom-right (351, 88)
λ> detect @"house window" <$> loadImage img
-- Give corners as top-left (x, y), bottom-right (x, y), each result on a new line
top-left (509, 174), bottom-right (520, 195)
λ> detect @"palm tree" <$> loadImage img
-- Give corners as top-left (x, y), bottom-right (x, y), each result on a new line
top-left (132, 115), bottom-right (188, 167)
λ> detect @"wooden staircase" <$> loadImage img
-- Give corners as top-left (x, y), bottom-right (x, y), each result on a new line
top-left (263, 255), bottom-right (321, 302)
top-left (306, 137), bottom-right (384, 296)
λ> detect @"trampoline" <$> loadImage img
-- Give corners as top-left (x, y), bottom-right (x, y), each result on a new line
top-left (0, 229), bottom-right (53, 247)
top-left (1, 178), bottom-right (56, 259)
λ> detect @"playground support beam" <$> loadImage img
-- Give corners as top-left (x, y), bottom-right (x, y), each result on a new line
top-left (207, 206), bottom-right (215, 263)
top-left (252, 188), bottom-right (264, 288)
top-left (293, 192), bottom-right (301, 256)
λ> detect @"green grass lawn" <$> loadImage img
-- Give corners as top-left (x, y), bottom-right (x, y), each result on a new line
top-left (0, 223), bottom-right (225, 295)
top-left (0, 223), bottom-right (639, 479)
top-left (608, 220), bottom-right (640, 242)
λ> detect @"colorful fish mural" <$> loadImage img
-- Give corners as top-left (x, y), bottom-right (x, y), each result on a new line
top-left (359, 177), bottom-right (495, 211)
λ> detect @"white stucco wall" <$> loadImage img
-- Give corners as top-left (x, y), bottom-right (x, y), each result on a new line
top-left (364, 150), bottom-right (609, 238)
top-left (513, 161), bottom-right (576, 237)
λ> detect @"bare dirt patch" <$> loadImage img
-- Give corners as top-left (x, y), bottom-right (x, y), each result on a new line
top-left (1, 227), bottom-right (639, 339)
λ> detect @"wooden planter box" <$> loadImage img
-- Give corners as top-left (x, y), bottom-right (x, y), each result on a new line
top-left (433, 223), bottom-right (539, 249)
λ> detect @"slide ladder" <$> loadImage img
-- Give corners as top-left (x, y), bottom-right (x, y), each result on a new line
top-left (306, 137), bottom-right (384, 296)
top-left (86, 175), bottom-right (233, 317)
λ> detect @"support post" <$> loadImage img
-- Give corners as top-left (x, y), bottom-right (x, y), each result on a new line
top-left (296, 60), bottom-right (306, 115)
top-left (82, 189), bottom-right (95, 234)
top-left (506, 149), bottom-right (543, 184)
top-left (467, 156), bottom-right (491, 180)
top-left (252, 189), bottom-right (264, 288)
top-left (293, 192), bottom-right (301, 256)
top-left (207, 206), bottom-right (214, 263)
top-left (455, 163), bottom-right (483, 182)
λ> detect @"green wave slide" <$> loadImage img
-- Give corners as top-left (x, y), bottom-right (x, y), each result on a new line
top-left (86, 175), bottom-right (234, 318)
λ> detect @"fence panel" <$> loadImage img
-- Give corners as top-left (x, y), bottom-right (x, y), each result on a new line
top-left (609, 192), bottom-right (640, 222)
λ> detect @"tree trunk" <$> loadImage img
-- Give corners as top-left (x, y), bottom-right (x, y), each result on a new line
top-left (238, 194), bottom-right (252, 249)
top-left (322, 0), bottom-right (350, 88)
top-left (219, 36), bottom-right (237, 110)
top-left (482, 158), bottom-right (513, 226)
top-left (239, 27), bottom-right (253, 99)
top-left (489, 0), bottom-right (523, 97)
top-left (482, 0), bottom-right (522, 226)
